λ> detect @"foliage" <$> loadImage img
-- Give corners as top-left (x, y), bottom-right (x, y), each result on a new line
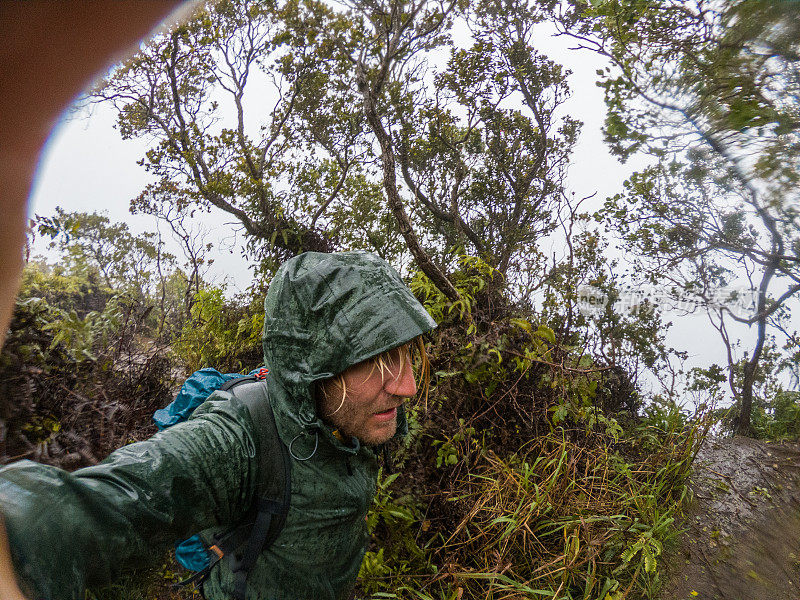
top-left (86, 552), bottom-right (194, 600)
top-left (359, 413), bottom-right (706, 599)
top-left (8, 3), bottom-right (738, 598)
top-left (94, 0), bottom-right (363, 268)
top-left (558, 0), bottom-right (800, 434)
top-left (34, 208), bottom-right (170, 296)
top-left (540, 224), bottom-right (684, 398)
top-left (693, 342), bottom-right (800, 441)
top-left (93, 0), bottom-right (593, 302)
top-left (31, 208), bottom-right (195, 339)
top-left (19, 259), bottom-right (113, 316)
top-left (561, 0), bottom-right (800, 177)
top-left (359, 471), bottom-right (439, 598)
top-left (0, 262), bottom-right (175, 469)
top-left (410, 255), bottom-right (499, 325)
top-left (410, 255), bottom-right (641, 434)
top-left (751, 390), bottom-right (800, 441)
top-left (172, 287), bottom-right (265, 374)
top-left (349, 0), bottom-right (580, 292)
top-left (8, 210), bottom-right (266, 474)
top-left (352, 256), bottom-right (707, 599)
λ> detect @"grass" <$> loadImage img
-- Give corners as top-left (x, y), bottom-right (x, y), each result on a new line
top-left (359, 410), bottom-right (709, 600)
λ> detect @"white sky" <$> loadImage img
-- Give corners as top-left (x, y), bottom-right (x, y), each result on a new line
top-left (27, 19), bottom-right (798, 404)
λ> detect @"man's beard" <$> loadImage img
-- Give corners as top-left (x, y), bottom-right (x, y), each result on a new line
top-left (325, 398), bottom-right (399, 446)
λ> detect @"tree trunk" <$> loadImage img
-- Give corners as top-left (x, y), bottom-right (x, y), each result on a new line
top-left (737, 360), bottom-right (757, 436)
top-left (357, 67), bottom-right (460, 303)
top-left (735, 291), bottom-right (770, 437)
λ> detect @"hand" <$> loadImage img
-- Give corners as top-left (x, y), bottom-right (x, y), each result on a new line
top-left (0, 1), bottom-right (183, 349)
top-left (0, 516), bottom-right (27, 600)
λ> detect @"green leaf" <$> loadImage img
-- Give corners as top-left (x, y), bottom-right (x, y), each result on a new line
top-left (644, 551), bottom-right (657, 573)
top-left (535, 325), bottom-right (556, 344)
top-left (509, 317), bottom-right (532, 333)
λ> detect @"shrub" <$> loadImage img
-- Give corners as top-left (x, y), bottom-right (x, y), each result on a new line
top-left (171, 287), bottom-right (264, 374)
top-left (1, 285), bottom-right (174, 469)
top-left (357, 261), bottom-right (707, 599)
top-left (751, 390), bottom-right (800, 441)
top-left (359, 418), bottom-right (706, 600)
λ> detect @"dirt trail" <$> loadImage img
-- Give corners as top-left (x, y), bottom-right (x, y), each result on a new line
top-left (659, 437), bottom-right (800, 600)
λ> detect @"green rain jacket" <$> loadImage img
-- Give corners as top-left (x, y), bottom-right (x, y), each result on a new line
top-left (0, 251), bottom-right (437, 600)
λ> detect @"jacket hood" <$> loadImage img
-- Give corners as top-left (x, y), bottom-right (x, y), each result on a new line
top-left (262, 251), bottom-right (437, 452)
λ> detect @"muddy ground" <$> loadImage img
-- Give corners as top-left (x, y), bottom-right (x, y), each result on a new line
top-left (659, 436), bottom-right (800, 600)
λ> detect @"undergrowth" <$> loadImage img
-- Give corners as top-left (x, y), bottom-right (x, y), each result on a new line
top-left (0, 293), bottom-right (174, 468)
top-left (86, 551), bottom-right (195, 600)
top-left (358, 262), bottom-right (709, 600)
top-left (360, 415), bottom-right (707, 600)
top-left (750, 390), bottom-right (800, 441)
top-left (2, 256), bottom-right (709, 599)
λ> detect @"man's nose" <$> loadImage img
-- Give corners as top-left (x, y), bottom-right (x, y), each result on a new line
top-left (385, 359), bottom-right (417, 397)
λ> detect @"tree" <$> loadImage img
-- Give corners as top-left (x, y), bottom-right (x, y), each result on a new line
top-left (352, 0), bottom-right (463, 300)
top-left (346, 0), bottom-right (579, 297)
top-left (538, 195), bottom-right (684, 399)
top-left (93, 0), bottom-right (371, 269)
top-left (559, 0), bottom-right (800, 435)
top-left (96, 0), bottom-right (587, 305)
top-left (32, 208), bottom-right (203, 339)
top-left (131, 182), bottom-right (213, 317)
top-left (34, 208), bottom-right (167, 296)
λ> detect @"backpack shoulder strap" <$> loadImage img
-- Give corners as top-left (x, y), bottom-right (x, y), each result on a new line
top-left (232, 380), bottom-right (291, 514)
top-left (220, 380), bottom-right (292, 600)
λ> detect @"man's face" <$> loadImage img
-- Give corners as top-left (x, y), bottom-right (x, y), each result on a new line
top-left (318, 345), bottom-right (417, 446)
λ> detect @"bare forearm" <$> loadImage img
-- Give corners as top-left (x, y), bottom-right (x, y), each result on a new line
top-left (0, 515), bottom-right (27, 600)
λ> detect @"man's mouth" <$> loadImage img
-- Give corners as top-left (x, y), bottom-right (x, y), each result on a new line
top-left (372, 406), bottom-right (398, 421)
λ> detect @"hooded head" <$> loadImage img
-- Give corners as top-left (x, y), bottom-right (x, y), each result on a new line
top-left (262, 251), bottom-right (437, 451)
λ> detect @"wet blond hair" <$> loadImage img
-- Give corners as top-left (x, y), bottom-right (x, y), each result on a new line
top-left (320, 336), bottom-right (430, 417)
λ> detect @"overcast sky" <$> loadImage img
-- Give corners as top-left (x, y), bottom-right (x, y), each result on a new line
top-left (27, 19), bottom-right (798, 404)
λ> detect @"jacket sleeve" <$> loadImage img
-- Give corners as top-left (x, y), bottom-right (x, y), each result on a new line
top-left (0, 396), bottom-right (259, 600)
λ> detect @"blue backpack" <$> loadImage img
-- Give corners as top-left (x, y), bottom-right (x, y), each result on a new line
top-left (153, 367), bottom-right (291, 599)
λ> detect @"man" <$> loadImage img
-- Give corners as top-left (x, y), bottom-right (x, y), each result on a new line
top-left (0, 250), bottom-right (437, 599)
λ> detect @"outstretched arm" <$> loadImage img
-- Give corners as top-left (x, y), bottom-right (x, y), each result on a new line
top-left (0, 397), bottom-right (259, 600)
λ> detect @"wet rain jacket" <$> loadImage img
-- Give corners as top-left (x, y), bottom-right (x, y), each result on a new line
top-left (0, 251), bottom-right (437, 600)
